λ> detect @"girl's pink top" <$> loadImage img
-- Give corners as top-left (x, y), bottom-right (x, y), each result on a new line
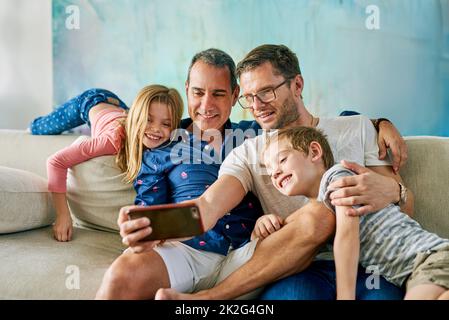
top-left (47, 109), bottom-right (127, 193)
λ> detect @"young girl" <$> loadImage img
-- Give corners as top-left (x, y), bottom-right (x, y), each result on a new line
top-left (30, 86), bottom-right (183, 241)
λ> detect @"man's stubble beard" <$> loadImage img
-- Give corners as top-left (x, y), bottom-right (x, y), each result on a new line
top-left (271, 96), bottom-right (300, 129)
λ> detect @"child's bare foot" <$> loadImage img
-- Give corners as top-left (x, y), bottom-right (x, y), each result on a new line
top-left (155, 288), bottom-right (209, 300)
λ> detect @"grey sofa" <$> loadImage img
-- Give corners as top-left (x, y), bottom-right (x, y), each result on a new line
top-left (0, 129), bottom-right (448, 299)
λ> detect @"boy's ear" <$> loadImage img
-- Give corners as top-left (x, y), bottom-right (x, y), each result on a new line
top-left (309, 141), bottom-right (323, 162)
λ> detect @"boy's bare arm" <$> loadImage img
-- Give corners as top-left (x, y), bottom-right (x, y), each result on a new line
top-left (334, 205), bottom-right (360, 300)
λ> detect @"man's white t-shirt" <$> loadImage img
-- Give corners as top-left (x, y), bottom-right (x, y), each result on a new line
top-left (219, 115), bottom-right (391, 220)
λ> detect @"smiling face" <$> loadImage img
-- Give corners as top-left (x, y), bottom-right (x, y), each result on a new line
top-left (239, 62), bottom-right (302, 130)
top-left (142, 101), bottom-right (172, 149)
top-left (264, 137), bottom-right (322, 198)
top-left (186, 61), bottom-right (239, 132)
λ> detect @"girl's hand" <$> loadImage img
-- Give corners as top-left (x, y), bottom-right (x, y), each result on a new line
top-left (53, 214), bottom-right (73, 242)
top-left (251, 214), bottom-right (284, 241)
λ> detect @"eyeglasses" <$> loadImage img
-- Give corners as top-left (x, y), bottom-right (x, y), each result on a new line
top-left (237, 78), bottom-right (292, 109)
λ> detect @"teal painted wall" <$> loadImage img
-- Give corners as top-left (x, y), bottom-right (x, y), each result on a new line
top-left (53, 0), bottom-right (449, 136)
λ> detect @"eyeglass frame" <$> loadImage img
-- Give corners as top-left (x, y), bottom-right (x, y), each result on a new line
top-left (237, 77), bottom-right (293, 109)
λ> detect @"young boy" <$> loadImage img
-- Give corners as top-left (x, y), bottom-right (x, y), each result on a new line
top-left (259, 126), bottom-right (449, 300)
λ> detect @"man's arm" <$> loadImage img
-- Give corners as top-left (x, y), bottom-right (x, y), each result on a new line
top-left (340, 112), bottom-right (408, 173)
top-left (329, 160), bottom-right (414, 217)
top-left (169, 200), bottom-right (336, 300)
top-left (155, 200), bottom-right (336, 300)
top-left (334, 205), bottom-right (359, 300)
top-left (369, 165), bottom-right (414, 216)
top-left (117, 174), bottom-right (247, 252)
top-left (375, 120), bottom-right (408, 174)
top-left (197, 174), bottom-right (247, 230)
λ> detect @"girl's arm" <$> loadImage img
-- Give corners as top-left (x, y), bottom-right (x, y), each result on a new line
top-left (52, 192), bottom-right (73, 241)
top-left (48, 136), bottom-right (118, 241)
top-left (334, 205), bottom-right (360, 300)
top-left (47, 136), bottom-right (118, 193)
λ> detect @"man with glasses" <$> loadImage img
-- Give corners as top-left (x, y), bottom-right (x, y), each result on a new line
top-left (154, 44), bottom-right (411, 300)
top-left (239, 77), bottom-right (291, 107)
top-left (101, 45), bottom-right (409, 300)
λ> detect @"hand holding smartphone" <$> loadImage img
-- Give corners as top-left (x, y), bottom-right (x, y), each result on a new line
top-left (127, 202), bottom-right (204, 241)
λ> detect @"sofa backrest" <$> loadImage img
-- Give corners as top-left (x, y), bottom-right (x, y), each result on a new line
top-left (0, 130), bottom-right (448, 238)
top-left (0, 130), bottom-right (79, 178)
top-left (400, 136), bottom-right (449, 238)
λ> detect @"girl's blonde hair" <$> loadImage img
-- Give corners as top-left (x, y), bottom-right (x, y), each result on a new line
top-left (116, 84), bottom-right (184, 183)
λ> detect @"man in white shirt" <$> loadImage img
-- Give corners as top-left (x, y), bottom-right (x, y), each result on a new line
top-left (154, 44), bottom-right (412, 300)
top-left (98, 45), bottom-right (410, 300)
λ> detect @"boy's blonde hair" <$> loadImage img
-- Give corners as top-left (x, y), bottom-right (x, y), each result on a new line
top-left (116, 84), bottom-right (184, 183)
top-left (266, 126), bottom-right (335, 170)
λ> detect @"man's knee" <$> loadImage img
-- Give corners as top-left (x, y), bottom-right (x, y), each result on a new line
top-left (97, 253), bottom-right (144, 299)
top-left (106, 254), bottom-right (133, 282)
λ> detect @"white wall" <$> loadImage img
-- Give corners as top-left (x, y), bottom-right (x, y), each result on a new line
top-left (0, 0), bottom-right (52, 129)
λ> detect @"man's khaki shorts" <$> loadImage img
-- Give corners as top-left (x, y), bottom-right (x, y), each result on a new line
top-left (406, 244), bottom-right (449, 290)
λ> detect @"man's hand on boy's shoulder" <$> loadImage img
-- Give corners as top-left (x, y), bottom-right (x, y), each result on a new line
top-left (328, 160), bottom-right (400, 216)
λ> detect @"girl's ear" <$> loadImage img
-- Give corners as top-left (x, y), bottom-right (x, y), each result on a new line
top-left (309, 141), bottom-right (323, 162)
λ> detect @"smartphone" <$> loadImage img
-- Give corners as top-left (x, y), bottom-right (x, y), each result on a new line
top-left (127, 203), bottom-right (204, 241)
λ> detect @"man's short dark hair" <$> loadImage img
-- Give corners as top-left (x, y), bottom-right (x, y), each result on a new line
top-left (187, 48), bottom-right (237, 91)
top-left (236, 44), bottom-right (302, 80)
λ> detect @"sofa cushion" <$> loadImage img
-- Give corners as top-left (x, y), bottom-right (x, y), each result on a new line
top-left (67, 136), bottom-right (136, 233)
top-left (0, 226), bottom-right (123, 299)
top-left (0, 166), bottom-right (55, 233)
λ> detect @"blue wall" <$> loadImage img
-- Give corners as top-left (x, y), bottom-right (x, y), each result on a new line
top-left (53, 0), bottom-right (449, 136)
